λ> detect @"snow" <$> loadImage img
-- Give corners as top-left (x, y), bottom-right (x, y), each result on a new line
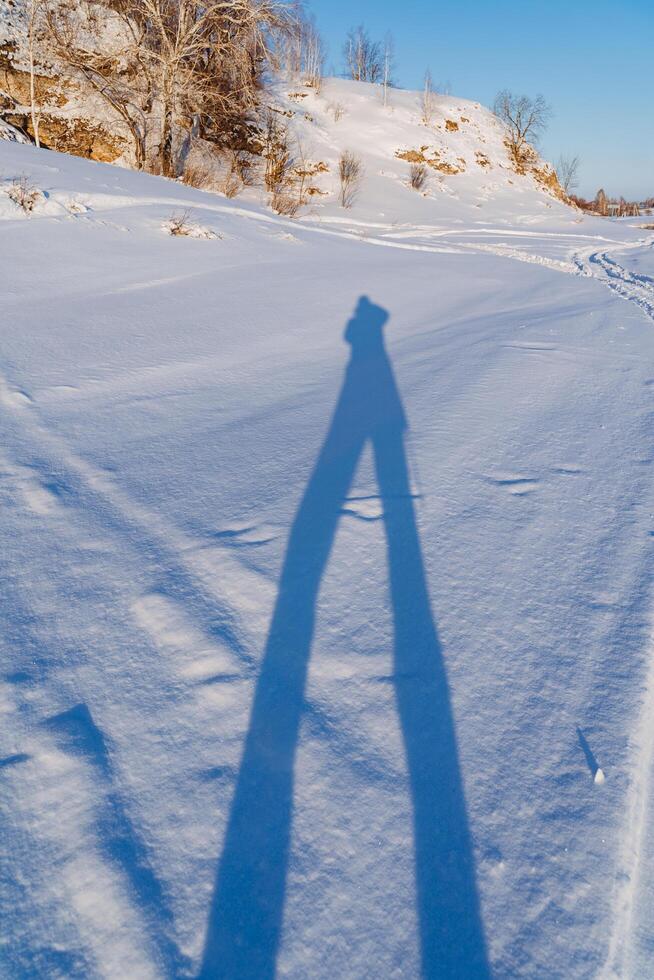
top-left (1, 82), bottom-right (654, 978)
top-left (0, 117), bottom-right (29, 143)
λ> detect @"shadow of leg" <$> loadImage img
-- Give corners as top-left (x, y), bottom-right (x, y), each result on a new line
top-left (373, 425), bottom-right (489, 978)
top-left (200, 422), bottom-right (365, 979)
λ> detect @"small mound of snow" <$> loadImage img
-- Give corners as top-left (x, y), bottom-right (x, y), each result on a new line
top-left (162, 214), bottom-right (218, 239)
top-left (0, 176), bottom-right (46, 215)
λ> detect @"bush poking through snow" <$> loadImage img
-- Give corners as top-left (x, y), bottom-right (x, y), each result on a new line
top-left (229, 149), bottom-right (255, 186)
top-left (219, 172), bottom-right (241, 199)
top-left (182, 159), bottom-right (216, 191)
top-left (6, 175), bottom-right (43, 213)
top-left (338, 151), bottom-right (363, 208)
top-left (328, 101), bottom-right (345, 122)
top-left (166, 209), bottom-right (192, 235)
top-left (271, 191), bottom-right (299, 217)
top-left (164, 211), bottom-right (217, 239)
top-left (262, 111), bottom-right (293, 194)
top-left (421, 70), bottom-right (438, 126)
top-left (409, 162), bottom-right (428, 191)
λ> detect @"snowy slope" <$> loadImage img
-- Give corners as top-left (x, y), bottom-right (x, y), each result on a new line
top-left (189, 76), bottom-right (576, 235)
top-left (1, 130), bottom-right (654, 980)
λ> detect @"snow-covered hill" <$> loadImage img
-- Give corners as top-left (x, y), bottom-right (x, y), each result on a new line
top-left (2, 119), bottom-right (654, 979)
top-left (2, 4), bottom-right (570, 226)
top-left (236, 77), bottom-right (571, 226)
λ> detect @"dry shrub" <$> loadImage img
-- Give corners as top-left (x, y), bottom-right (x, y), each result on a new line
top-left (229, 149), bottom-right (255, 186)
top-left (328, 101), bottom-right (344, 122)
top-left (338, 150), bottom-right (363, 208)
top-left (167, 210), bottom-right (193, 236)
top-left (262, 111), bottom-right (293, 193)
top-left (409, 162), bottom-right (428, 191)
top-left (219, 172), bottom-right (241, 198)
top-left (7, 174), bottom-right (43, 212)
top-left (182, 159), bottom-right (215, 190)
top-left (164, 210), bottom-right (218, 238)
top-left (271, 191), bottom-right (299, 216)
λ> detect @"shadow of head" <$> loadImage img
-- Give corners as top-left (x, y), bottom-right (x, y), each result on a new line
top-left (345, 295), bottom-right (390, 354)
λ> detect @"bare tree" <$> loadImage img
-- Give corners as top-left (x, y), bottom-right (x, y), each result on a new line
top-left (43, 1), bottom-right (150, 170)
top-left (594, 188), bottom-right (608, 216)
top-left (493, 90), bottom-right (551, 170)
top-left (262, 110), bottom-right (293, 193)
top-left (338, 150), bottom-right (362, 207)
top-left (26, 0), bottom-right (44, 148)
top-left (555, 154), bottom-right (580, 194)
top-left (421, 69), bottom-right (437, 126)
top-left (343, 25), bottom-right (382, 83)
top-left (301, 14), bottom-right (324, 91)
top-left (381, 32), bottom-right (394, 107)
top-left (43, 0), bottom-right (297, 176)
top-left (133, 0), bottom-right (294, 177)
top-left (493, 90), bottom-right (551, 147)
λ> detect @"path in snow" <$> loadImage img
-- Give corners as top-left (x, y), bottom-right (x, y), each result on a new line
top-left (573, 243), bottom-right (654, 324)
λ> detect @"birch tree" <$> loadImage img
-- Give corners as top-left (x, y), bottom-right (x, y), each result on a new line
top-left (556, 154), bottom-right (580, 194)
top-left (43, 0), bottom-right (296, 176)
top-left (343, 25), bottom-right (382, 83)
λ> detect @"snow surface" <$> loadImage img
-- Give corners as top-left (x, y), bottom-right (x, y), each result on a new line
top-left (2, 90), bottom-right (654, 979)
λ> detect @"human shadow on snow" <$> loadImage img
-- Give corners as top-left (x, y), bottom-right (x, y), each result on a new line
top-left (200, 296), bottom-right (488, 978)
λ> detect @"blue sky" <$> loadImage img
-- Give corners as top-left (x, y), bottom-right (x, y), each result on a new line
top-left (308, 0), bottom-right (653, 200)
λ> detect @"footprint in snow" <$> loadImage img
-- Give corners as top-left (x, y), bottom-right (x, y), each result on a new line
top-left (552, 465), bottom-right (583, 475)
top-left (503, 341), bottom-right (556, 352)
top-left (67, 200), bottom-right (90, 215)
top-left (0, 387), bottom-right (33, 408)
top-left (483, 473), bottom-right (539, 495)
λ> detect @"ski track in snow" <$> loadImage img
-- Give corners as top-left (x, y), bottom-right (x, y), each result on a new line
top-left (573, 242), bottom-right (654, 324)
top-left (565, 236), bottom-right (654, 977)
top-left (603, 626), bottom-right (654, 978)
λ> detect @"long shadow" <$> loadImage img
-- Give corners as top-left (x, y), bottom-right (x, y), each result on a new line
top-left (200, 297), bottom-right (488, 978)
top-left (576, 726), bottom-right (600, 780)
top-left (45, 703), bottom-right (190, 976)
